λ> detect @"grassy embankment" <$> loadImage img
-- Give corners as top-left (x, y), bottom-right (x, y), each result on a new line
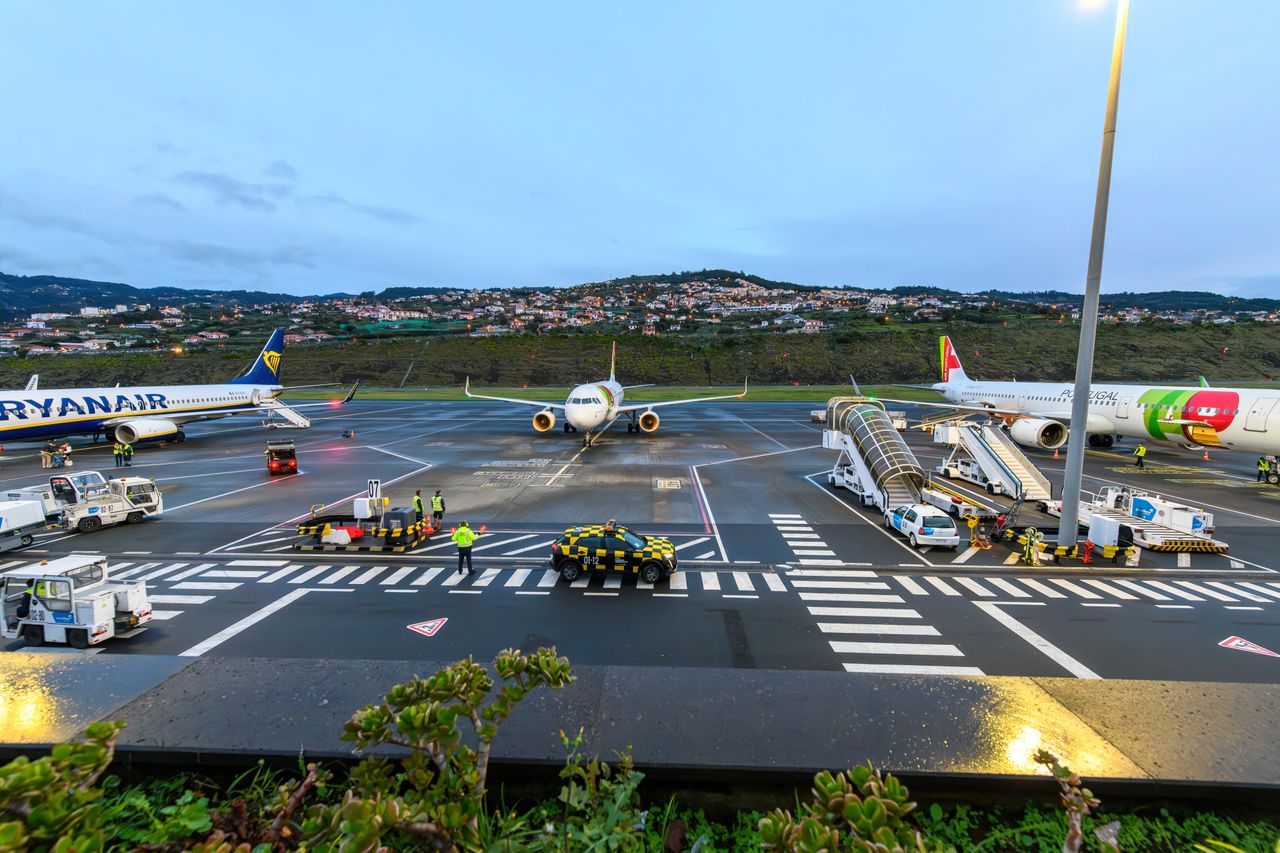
top-left (279, 383), bottom-right (944, 402)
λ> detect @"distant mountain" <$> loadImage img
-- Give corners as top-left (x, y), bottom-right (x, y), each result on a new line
top-left (0, 272), bottom-right (320, 318)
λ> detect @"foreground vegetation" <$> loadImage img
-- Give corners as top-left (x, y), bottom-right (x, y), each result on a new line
top-left (4, 322), bottom-right (1280, 389)
top-left (2, 650), bottom-right (1276, 852)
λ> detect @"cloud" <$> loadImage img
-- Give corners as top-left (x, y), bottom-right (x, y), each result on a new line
top-left (173, 170), bottom-right (293, 211)
top-left (265, 160), bottom-right (299, 181)
top-left (299, 192), bottom-right (421, 225)
top-left (165, 240), bottom-right (317, 270)
top-left (133, 192), bottom-right (187, 212)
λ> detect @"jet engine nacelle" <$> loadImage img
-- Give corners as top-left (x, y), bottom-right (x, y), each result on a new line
top-left (638, 410), bottom-right (661, 433)
top-left (114, 418), bottom-right (180, 443)
top-left (532, 409), bottom-right (556, 432)
top-left (1008, 417), bottom-right (1067, 450)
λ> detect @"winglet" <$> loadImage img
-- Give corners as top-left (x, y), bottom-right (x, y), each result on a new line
top-left (849, 374), bottom-right (862, 396)
top-left (738, 375), bottom-right (750, 398)
top-left (609, 341), bottom-right (617, 382)
top-left (1199, 375), bottom-right (1210, 388)
top-left (463, 377), bottom-right (473, 398)
top-left (341, 379), bottom-right (360, 404)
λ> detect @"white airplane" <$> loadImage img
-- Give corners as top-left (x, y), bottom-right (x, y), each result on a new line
top-left (465, 342), bottom-right (747, 446)
top-left (0, 329), bottom-right (354, 446)
top-left (880, 335), bottom-right (1280, 455)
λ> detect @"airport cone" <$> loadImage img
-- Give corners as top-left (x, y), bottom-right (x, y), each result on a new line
top-left (1053, 446), bottom-right (1060, 460)
top-left (1202, 449), bottom-right (1210, 462)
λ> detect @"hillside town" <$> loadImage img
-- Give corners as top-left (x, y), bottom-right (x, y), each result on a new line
top-left (1, 274), bottom-right (1276, 358)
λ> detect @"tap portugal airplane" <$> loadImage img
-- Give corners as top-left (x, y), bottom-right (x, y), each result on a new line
top-left (465, 342), bottom-right (747, 447)
top-left (882, 336), bottom-right (1280, 455)
top-left (0, 329), bottom-right (353, 445)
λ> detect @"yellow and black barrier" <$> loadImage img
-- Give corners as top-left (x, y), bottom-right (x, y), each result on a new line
top-left (294, 517), bottom-right (435, 553)
top-left (1008, 529), bottom-right (1136, 566)
top-left (1144, 538), bottom-right (1228, 554)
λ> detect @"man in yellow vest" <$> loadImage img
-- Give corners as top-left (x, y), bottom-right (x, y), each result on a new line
top-left (412, 490), bottom-right (425, 524)
top-left (113, 442), bottom-right (124, 468)
top-left (1258, 456), bottom-right (1272, 483)
top-left (453, 520), bottom-right (477, 576)
top-left (123, 442), bottom-right (135, 467)
top-left (431, 490), bottom-right (445, 530)
top-left (1132, 442), bottom-right (1147, 469)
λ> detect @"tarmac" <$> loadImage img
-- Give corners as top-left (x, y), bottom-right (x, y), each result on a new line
top-left (1, 400), bottom-right (1278, 791)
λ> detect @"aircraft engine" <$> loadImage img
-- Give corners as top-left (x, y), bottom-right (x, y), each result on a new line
top-left (532, 409), bottom-right (556, 432)
top-left (1008, 417), bottom-right (1067, 450)
top-left (638, 410), bottom-right (661, 433)
top-left (114, 418), bottom-right (180, 443)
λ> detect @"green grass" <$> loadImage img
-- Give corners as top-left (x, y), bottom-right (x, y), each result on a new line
top-left (280, 383), bottom-right (944, 403)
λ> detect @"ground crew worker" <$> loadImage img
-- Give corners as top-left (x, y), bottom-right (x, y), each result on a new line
top-left (39, 448), bottom-right (52, 469)
top-left (412, 490), bottom-right (425, 523)
top-left (122, 442), bottom-right (134, 467)
top-left (1022, 527), bottom-right (1042, 566)
top-left (431, 490), bottom-right (445, 529)
top-left (113, 442), bottom-right (124, 468)
top-left (1258, 456), bottom-right (1271, 483)
top-left (453, 520), bottom-right (476, 576)
top-left (1132, 442), bottom-right (1147, 469)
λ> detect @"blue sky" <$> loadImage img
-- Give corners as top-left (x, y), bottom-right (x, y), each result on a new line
top-left (1, 1), bottom-right (1277, 296)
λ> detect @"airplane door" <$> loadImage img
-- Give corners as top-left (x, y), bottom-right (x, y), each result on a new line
top-left (1116, 396), bottom-right (1131, 420)
top-left (1244, 398), bottom-right (1278, 432)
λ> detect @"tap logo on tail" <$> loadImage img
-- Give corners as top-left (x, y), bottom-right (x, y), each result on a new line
top-left (939, 336), bottom-right (964, 383)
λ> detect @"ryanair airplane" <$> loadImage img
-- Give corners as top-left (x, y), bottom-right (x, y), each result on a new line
top-left (0, 329), bottom-right (350, 445)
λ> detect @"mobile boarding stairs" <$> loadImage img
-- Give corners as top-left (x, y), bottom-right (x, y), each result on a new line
top-left (931, 420), bottom-right (1053, 502)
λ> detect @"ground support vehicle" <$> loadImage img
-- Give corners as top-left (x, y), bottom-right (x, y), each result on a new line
top-left (0, 500), bottom-right (48, 552)
top-left (1, 555), bottom-right (152, 648)
top-left (296, 497), bottom-right (434, 553)
top-left (933, 421), bottom-right (1052, 501)
top-left (883, 504), bottom-right (961, 550)
top-left (265, 439), bottom-right (298, 476)
top-left (823, 397), bottom-right (927, 513)
top-left (61, 477), bottom-right (163, 533)
top-left (5, 471), bottom-right (109, 522)
top-left (1036, 487), bottom-right (1227, 553)
top-left (551, 520), bottom-right (677, 584)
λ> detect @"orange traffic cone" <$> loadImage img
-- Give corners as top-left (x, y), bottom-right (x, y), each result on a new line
top-left (1053, 446), bottom-right (1060, 460)
top-left (1202, 449), bottom-right (1210, 462)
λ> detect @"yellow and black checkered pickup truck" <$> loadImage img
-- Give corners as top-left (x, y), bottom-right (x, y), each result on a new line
top-left (551, 521), bottom-right (678, 585)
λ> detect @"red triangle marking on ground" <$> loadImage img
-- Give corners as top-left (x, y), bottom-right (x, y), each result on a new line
top-left (407, 617), bottom-right (448, 637)
top-left (1218, 635), bottom-right (1279, 657)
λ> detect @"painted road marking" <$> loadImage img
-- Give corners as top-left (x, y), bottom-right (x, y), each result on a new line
top-left (505, 568), bottom-right (532, 587)
top-left (289, 565), bottom-right (331, 584)
top-left (1114, 579), bottom-right (1170, 601)
top-left (1081, 603), bottom-right (1122, 608)
top-left (791, 580), bottom-right (890, 590)
top-left (1003, 552), bottom-right (1021, 565)
top-left (504, 539), bottom-right (554, 555)
top-left (781, 533), bottom-right (821, 540)
top-left (179, 588), bottom-right (352, 657)
top-left (768, 513), bottom-right (803, 519)
top-left (471, 534), bottom-right (539, 553)
top-left (412, 568), bottom-right (446, 586)
top-left (792, 549), bottom-right (837, 557)
top-left (113, 563), bottom-right (160, 579)
top-left (1209, 582), bottom-right (1267, 602)
top-left (732, 572), bottom-right (754, 592)
top-left (473, 569), bottom-right (500, 587)
top-left (173, 581), bottom-right (241, 591)
top-left (669, 573), bottom-right (688, 590)
top-left (1173, 581), bottom-right (1235, 602)
top-left (1048, 579), bottom-right (1102, 600)
top-left (775, 526), bottom-right (814, 532)
top-left (674, 537), bottom-right (711, 551)
top-left (789, 569), bottom-right (878, 577)
top-left (1226, 606), bottom-right (1264, 611)
top-left (603, 575), bottom-right (622, 589)
top-left (954, 578), bottom-right (995, 598)
top-left (829, 641), bottom-right (963, 656)
top-left (138, 563), bottom-right (189, 581)
top-left (923, 577), bottom-right (960, 596)
top-left (842, 663), bottom-right (985, 675)
top-left (149, 594), bottom-right (214, 604)
top-left (985, 578), bottom-right (1031, 598)
top-left (1080, 579), bottom-right (1138, 600)
top-left (1238, 582), bottom-right (1280, 600)
top-left (227, 559), bottom-right (288, 567)
top-left (798, 559), bottom-right (846, 566)
top-left (320, 566), bottom-right (360, 585)
top-left (201, 570), bottom-right (267, 579)
top-left (694, 550), bottom-right (717, 559)
top-left (806, 606), bottom-right (923, 619)
top-left (350, 566), bottom-right (388, 585)
top-left (167, 564), bottom-right (215, 581)
top-left (1145, 580), bottom-right (1204, 601)
top-left (818, 623), bottom-right (940, 636)
top-left (150, 610), bottom-right (183, 620)
top-left (974, 601), bottom-right (1100, 679)
top-left (700, 572), bottom-right (721, 591)
top-left (892, 576), bottom-right (928, 596)
top-left (380, 567), bottom-right (415, 586)
top-left (953, 546), bottom-right (981, 564)
top-left (798, 592), bottom-right (905, 604)
top-left (1015, 578), bottom-right (1067, 599)
top-left (763, 573), bottom-right (786, 592)
top-left (538, 569), bottom-right (559, 588)
top-left (1156, 604), bottom-right (1193, 609)
top-left (570, 574), bottom-right (590, 589)
top-left (260, 564), bottom-right (304, 583)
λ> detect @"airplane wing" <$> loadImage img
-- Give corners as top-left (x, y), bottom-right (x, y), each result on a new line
top-left (615, 379), bottom-right (748, 413)
top-left (872, 397), bottom-right (1071, 422)
top-left (463, 378), bottom-right (564, 410)
top-left (99, 383), bottom-right (359, 426)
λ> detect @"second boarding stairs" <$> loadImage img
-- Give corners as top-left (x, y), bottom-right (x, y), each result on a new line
top-left (258, 396), bottom-right (312, 429)
top-left (934, 422), bottom-right (1052, 503)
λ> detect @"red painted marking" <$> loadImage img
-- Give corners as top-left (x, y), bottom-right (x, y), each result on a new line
top-left (687, 465), bottom-right (712, 535)
top-left (1184, 390), bottom-right (1241, 432)
top-left (1219, 636), bottom-right (1279, 658)
top-left (408, 618), bottom-right (448, 637)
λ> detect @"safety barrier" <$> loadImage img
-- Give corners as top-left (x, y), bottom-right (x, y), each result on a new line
top-left (294, 516), bottom-right (435, 553)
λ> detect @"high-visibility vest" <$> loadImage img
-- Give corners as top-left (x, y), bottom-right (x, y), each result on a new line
top-left (123, 444), bottom-right (134, 456)
top-left (431, 495), bottom-right (444, 512)
top-left (412, 495), bottom-right (424, 512)
top-left (1260, 458), bottom-right (1271, 471)
top-left (34, 581), bottom-right (48, 597)
top-left (453, 526), bottom-right (476, 548)
top-left (113, 444), bottom-right (122, 455)
top-left (1134, 445), bottom-right (1146, 457)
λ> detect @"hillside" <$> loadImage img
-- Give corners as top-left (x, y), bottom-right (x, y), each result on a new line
top-left (0, 273), bottom-right (324, 319)
top-left (3, 322), bottom-right (1278, 389)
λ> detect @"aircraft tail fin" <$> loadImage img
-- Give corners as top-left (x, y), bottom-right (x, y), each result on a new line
top-left (609, 341), bottom-right (617, 382)
top-left (939, 335), bottom-right (969, 384)
top-left (231, 328), bottom-right (286, 386)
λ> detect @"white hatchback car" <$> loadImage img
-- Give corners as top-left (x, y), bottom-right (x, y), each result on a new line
top-left (884, 504), bottom-right (961, 550)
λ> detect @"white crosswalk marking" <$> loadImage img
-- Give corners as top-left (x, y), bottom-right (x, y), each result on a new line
top-left (842, 663), bottom-right (984, 675)
top-left (538, 569), bottom-right (559, 588)
top-left (791, 580), bottom-right (890, 590)
top-left (173, 581), bottom-right (241, 591)
top-left (1173, 581), bottom-right (1235, 602)
top-left (985, 577), bottom-right (1030, 598)
top-left (1145, 580), bottom-right (1204, 601)
top-left (412, 568), bottom-right (446, 586)
top-left (1048, 579), bottom-right (1101, 600)
top-left (1080, 579), bottom-right (1137, 600)
top-left (320, 566), bottom-right (360, 585)
top-left (471, 534), bottom-right (539, 553)
top-left (763, 574), bottom-right (786, 592)
top-left (808, 605), bottom-right (921, 619)
top-left (1003, 551), bottom-right (1021, 565)
top-left (775, 526), bottom-right (814, 532)
top-left (952, 546), bottom-right (980, 564)
top-left (289, 565), bottom-right (331, 584)
top-left (474, 569), bottom-right (500, 587)
top-left (137, 563), bottom-right (188, 581)
top-left (781, 533), bottom-right (821, 540)
top-left (790, 569), bottom-right (878, 577)
top-left (923, 576), bottom-right (960, 596)
top-left (1237, 582), bottom-right (1280, 600)
top-left (150, 610), bottom-right (183, 620)
top-left (732, 572), bottom-right (755, 592)
top-left (817, 623), bottom-right (940, 636)
top-left (603, 575), bottom-right (622, 589)
top-left (892, 576), bottom-right (929, 595)
top-left (443, 570), bottom-right (468, 587)
top-left (228, 559), bottom-right (287, 567)
top-left (1015, 578), bottom-right (1066, 599)
top-left (570, 574), bottom-right (591, 589)
top-left (167, 564), bottom-right (213, 581)
top-left (113, 563), bottom-right (160, 579)
top-left (699, 572), bottom-right (721, 591)
top-left (380, 567), bottom-right (415, 586)
top-left (792, 549), bottom-right (837, 556)
top-left (260, 564), bottom-right (304, 583)
top-left (350, 566), bottom-right (387, 585)
top-left (1113, 579), bottom-right (1170, 601)
top-left (798, 559), bottom-right (846, 566)
top-left (149, 594), bottom-right (214, 604)
top-left (202, 570), bottom-right (267, 579)
top-left (506, 568), bottom-right (532, 587)
top-left (0, 560), bottom-right (26, 571)
top-left (1208, 582), bottom-right (1267, 602)
top-left (954, 578), bottom-right (995, 598)
top-left (669, 573), bottom-right (687, 590)
top-left (504, 539), bottom-right (555, 555)
top-left (674, 537), bottom-right (711, 551)
top-left (829, 641), bottom-right (963, 657)
top-left (768, 513), bottom-right (802, 519)
top-left (798, 592), bottom-right (905, 604)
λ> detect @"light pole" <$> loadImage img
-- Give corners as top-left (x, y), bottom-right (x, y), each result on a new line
top-left (1058, 0), bottom-right (1130, 548)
